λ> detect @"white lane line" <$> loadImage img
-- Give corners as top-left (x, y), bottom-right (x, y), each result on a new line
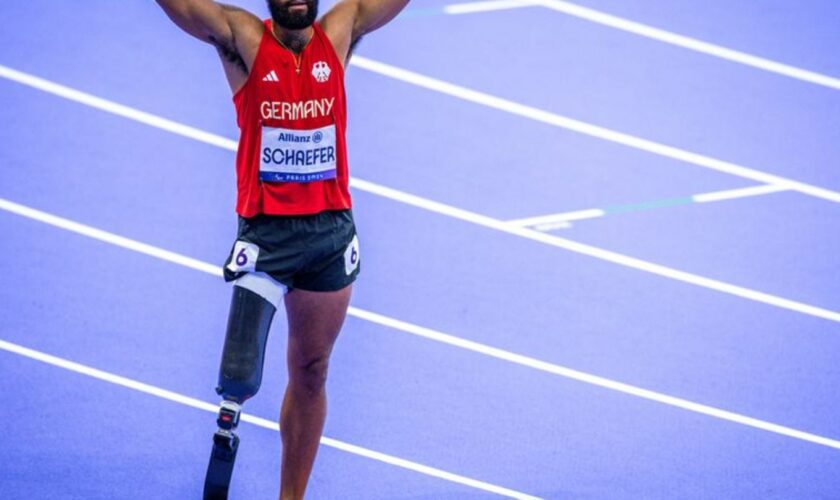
top-left (443, 0), bottom-right (840, 90)
top-left (0, 198), bottom-right (221, 276)
top-left (507, 183), bottom-right (792, 229)
top-left (349, 56), bottom-right (840, 204)
top-left (349, 309), bottom-right (840, 451)
top-left (1, 177), bottom-right (839, 325)
top-left (0, 67), bottom-right (838, 321)
top-left (535, 0), bottom-right (840, 91)
top-left (443, 0), bottom-right (540, 14)
top-left (2, 199), bottom-right (840, 453)
top-left (348, 180), bottom-right (840, 323)
top-left (0, 339), bottom-right (539, 499)
top-left (535, 221), bottom-right (571, 231)
top-left (0, 64), bottom-right (238, 151)
top-left (443, 0), bottom-right (840, 91)
top-left (3, 61), bottom-right (838, 205)
top-left (508, 208), bottom-right (606, 228)
top-left (693, 183), bottom-right (790, 203)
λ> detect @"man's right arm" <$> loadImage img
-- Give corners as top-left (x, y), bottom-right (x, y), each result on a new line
top-left (156, 1), bottom-right (263, 90)
top-left (156, 0), bottom-right (237, 46)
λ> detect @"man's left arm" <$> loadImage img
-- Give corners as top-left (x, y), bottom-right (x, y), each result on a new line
top-left (321, 0), bottom-right (411, 66)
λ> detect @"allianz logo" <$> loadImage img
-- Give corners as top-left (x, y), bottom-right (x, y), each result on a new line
top-left (277, 131), bottom-right (324, 143)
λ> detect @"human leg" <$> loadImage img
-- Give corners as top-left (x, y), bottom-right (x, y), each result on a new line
top-left (279, 285), bottom-right (352, 500)
top-left (204, 274), bottom-right (285, 500)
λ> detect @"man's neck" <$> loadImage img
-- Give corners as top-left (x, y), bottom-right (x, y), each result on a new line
top-left (272, 21), bottom-right (313, 54)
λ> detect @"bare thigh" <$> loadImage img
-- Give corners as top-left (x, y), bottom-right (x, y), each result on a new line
top-left (283, 285), bottom-right (352, 387)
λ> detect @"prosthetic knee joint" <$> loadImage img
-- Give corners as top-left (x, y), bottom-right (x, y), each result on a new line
top-left (204, 281), bottom-right (280, 499)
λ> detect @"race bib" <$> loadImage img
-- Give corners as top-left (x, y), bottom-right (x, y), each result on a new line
top-left (260, 124), bottom-right (337, 183)
top-left (226, 240), bottom-right (259, 273)
top-left (343, 234), bottom-right (360, 275)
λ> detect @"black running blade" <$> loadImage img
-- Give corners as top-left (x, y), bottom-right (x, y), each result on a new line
top-left (203, 433), bottom-right (239, 500)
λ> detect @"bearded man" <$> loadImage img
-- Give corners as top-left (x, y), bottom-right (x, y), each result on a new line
top-left (154, 1), bottom-right (410, 498)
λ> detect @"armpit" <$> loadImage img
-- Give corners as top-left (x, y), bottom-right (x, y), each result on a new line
top-left (211, 35), bottom-right (248, 74)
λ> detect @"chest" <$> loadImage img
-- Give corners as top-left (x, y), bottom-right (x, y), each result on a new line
top-left (254, 40), bottom-right (341, 105)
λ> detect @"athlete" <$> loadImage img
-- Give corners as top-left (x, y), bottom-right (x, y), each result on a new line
top-left (155, 1), bottom-right (409, 498)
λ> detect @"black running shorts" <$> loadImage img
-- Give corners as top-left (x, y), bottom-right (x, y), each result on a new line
top-left (223, 210), bottom-right (360, 292)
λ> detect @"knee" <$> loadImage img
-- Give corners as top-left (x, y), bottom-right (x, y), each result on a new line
top-left (290, 355), bottom-right (330, 396)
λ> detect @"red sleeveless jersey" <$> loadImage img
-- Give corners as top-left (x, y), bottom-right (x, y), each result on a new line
top-left (232, 20), bottom-right (351, 217)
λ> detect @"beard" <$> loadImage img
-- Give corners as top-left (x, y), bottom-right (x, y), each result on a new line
top-left (268, 0), bottom-right (319, 30)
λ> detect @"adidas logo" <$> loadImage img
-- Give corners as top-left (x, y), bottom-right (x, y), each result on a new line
top-left (262, 70), bottom-right (279, 82)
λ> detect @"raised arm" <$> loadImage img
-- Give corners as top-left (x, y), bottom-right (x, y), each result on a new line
top-left (321, 0), bottom-right (411, 66)
top-left (156, 1), bottom-right (264, 91)
top-left (156, 0), bottom-right (233, 44)
top-left (349, 0), bottom-right (411, 38)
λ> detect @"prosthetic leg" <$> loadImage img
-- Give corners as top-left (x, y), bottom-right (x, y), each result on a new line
top-left (203, 285), bottom-right (276, 500)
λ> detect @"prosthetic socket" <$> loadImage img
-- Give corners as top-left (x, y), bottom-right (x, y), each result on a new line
top-left (204, 286), bottom-right (276, 500)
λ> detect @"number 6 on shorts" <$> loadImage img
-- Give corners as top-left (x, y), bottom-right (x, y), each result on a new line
top-left (226, 241), bottom-right (260, 273)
